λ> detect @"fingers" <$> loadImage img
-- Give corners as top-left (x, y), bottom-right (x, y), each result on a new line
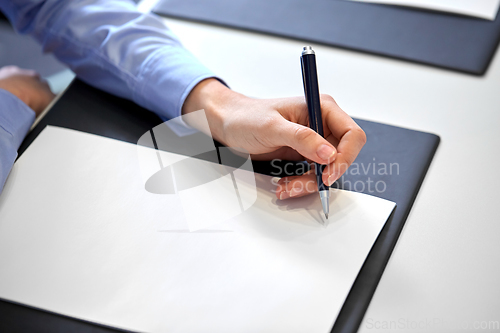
top-left (275, 170), bottom-right (318, 200)
top-left (0, 68), bottom-right (55, 115)
top-left (32, 82), bottom-right (56, 115)
top-left (0, 66), bottom-right (20, 79)
top-left (269, 119), bottom-right (337, 166)
top-left (320, 96), bottom-right (367, 185)
top-left (323, 127), bottom-right (366, 186)
top-left (250, 146), bottom-right (305, 162)
top-left (0, 66), bottom-right (38, 79)
top-left (274, 95), bottom-right (366, 200)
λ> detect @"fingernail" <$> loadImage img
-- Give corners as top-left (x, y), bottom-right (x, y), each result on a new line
top-left (317, 144), bottom-right (336, 162)
top-left (289, 187), bottom-right (303, 198)
top-left (279, 191), bottom-right (289, 200)
top-left (326, 174), bottom-right (337, 187)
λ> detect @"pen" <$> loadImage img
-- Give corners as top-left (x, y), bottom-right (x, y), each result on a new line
top-left (300, 46), bottom-right (330, 219)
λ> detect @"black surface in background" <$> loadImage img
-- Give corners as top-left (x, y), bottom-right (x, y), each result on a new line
top-left (3, 80), bottom-right (439, 333)
top-left (0, 20), bottom-right (67, 78)
top-left (154, 0), bottom-right (500, 75)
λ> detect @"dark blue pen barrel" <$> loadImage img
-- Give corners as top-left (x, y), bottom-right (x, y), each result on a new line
top-left (301, 53), bottom-right (324, 138)
top-left (315, 164), bottom-right (328, 191)
top-left (301, 51), bottom-right (329, 191)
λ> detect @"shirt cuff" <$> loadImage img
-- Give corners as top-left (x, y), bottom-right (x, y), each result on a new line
top-left (0, 89), bottom-right (36, 150)
top-left (133, 47), bottom-right (223, 137)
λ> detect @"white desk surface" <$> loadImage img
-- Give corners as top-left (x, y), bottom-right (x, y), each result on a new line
top-left (146, 14), bottom-right (500, 332)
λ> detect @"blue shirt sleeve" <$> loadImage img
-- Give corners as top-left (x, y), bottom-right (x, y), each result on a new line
top-left (0, 0), bottom-right (222, 194)
top-left (0, 0), bottom-right (218, 123)
top-left (0, 89), bottom-right (36, 191)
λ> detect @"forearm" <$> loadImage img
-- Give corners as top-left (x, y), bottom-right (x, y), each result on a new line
top-left (0, 0), bottom-right (218, 121)
top-left (0, 90), bottom-right (36, 193)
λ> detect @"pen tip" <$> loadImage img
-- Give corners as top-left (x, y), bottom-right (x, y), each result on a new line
top-left (325, 213), bottom-right (329, 219)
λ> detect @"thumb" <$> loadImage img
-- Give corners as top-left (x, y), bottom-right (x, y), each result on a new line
top-left (272, 119), bottom-right (336, 165)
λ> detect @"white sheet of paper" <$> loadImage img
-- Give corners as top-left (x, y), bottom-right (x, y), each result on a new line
top-left (348, 0), bottom-right (500, 20)
top-left (0, 126), bottom-right (395, 333)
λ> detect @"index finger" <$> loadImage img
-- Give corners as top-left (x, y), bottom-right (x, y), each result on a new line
top-left (320, 96), bottom-right (366, 186)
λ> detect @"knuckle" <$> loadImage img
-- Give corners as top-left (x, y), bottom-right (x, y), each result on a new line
top-left (320, 94), bottom-right (335, 103)
top-left (354, 127), bottom-right (367, 145)
top-left (293, 126), bottom-right (315, 143)
top-left (261, 116), bottom-right (278, 131)
top-left (343, 154), bottom-right (356, 167)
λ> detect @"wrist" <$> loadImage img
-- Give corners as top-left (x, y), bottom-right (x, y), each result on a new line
top-left (181, 78), bottom-right (244, 145)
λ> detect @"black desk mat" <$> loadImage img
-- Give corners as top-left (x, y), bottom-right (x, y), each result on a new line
top-left (0, 20), bottom-right (66, 78)
top-left (153, 0), bottom-right (500, 75)
top-left (1, 79), bottom-right (440, 333)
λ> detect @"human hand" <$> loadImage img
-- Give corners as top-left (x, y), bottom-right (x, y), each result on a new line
top-left (182, 78), bottom-right (366, 200)
top-left (0, 66), bottom-right (55, 116)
